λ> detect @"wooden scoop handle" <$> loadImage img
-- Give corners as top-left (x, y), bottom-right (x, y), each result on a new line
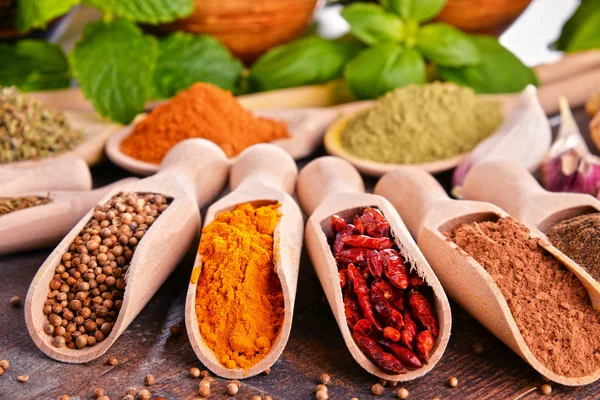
top-left (462, 160), bottom-right (545, 216)
top-left (297, 156), bottom-right (365, 216)
top-left (534, 50), bottom-right (600, 85)
top-left (374, 167), bottom-right (449, 238)
top-left (159, 139), bottom-right (229, 205)
top-left (230, 144), bottom-right (298, 195)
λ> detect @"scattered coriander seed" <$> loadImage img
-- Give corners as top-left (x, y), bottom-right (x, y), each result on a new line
top-left (433, 398), bottom-right (440, 400)
top-left (389, 381), bottom-right (398, 387)
top-left (227, 383), bottom-right (239, 395)
top-left (448, 376), bottom-right (458, 388)
top-left (320, 373), bottom-right (331, 385)
top-left (265, 396), bottom-right (273, 400)
top-left (540, 384), bottom-right (552, 395)
top-left (351, 398), bottom-right (359, 400)
top-left (144, 374), bottom-right (155, 386)
top-left (378, 378), bottom-right (388, 386)
top-left (17, 375), bottom-right (29, 383)
top-left (316, 390), bottom-right (328, 400)
top-left (473, 342), bottom-right (484, 355)
top-left (10, 296), bottom-right (21, 307)
top-left (190, 367), bottom-right (201, 378)
top-left (199, 385), bottom-right (211, 397)
top-left (126, 387), bottom-right (137, 397)
top-left (200, 370), bottom-right (210, 378)
top-left (138, 388), bottom-right (151, 400)
top-left (106, 357), bottom-right (118, 366)
top-left (264, 367), bottom-right (271, 375)
top-left (315, 384), bottom-right (328, 393)
top-left (371, 383), bottom-right (384, 396)
top-left (93, 388), bottom-right (105, 398)
top-left (397, 388), bottom-right (409, 399)
top-left (0, 367), bottom-right (4, 376)
top-left (59, 395), bottom-right (70, 400)
top-left (169, 324), bottom-right (181, 336)
top-left (230, 380), bottom-right (241, 388)
top-left (97, 396), bottom-right (110, 400)
top-left (122, 396), bottom-right (134, 400)
top-left (251, 396), bottom-right (262, 400)
top-left (0, 360), bottom-right (8, 369)
top-left (201, 376), bottom-right (215, 387)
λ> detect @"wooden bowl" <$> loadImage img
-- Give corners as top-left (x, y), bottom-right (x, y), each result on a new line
top-left (156, 0), bottom-right (319, 63)
top-left (435, 0), bottom-right (533, 35)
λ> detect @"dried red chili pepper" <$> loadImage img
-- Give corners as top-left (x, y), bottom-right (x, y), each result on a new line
top-left (383, 326), bottom-right (401, 342)
top-left (366, 250), bottom-right (383, 278)
top-left (331, 214), bottom-right (347, 233)
top-left (360, 207), bottom-right (390, 238)
top-left (391, 290), bottom-right (404, 311)
top-left (339, 268), bottom-right (348, 289)
top-left (409, 291), bottom-right (439, 337)
top-left (344, 290), bottom-right (362, 329)
top-left (352, 332), bottom-right (407, 374)
top-left (378, 340), bottom-right (423, 369)
top-left (333, 224), bottom-right (354, 254)
top-left (347, 264), bottom-right (383, 331)
top-left (409, 271), bottom-right (426, 288)
top-left (400, 311), bottom-right (418, 350)
top-left (371, 286), bottom-right (404, 330)
top-left (381, 249), bottom-right (409, 289)
top-left (372, 279), bottom-right (394, 300)
top-left (353, 215), bottom-right (365, 235)
top-left (415, 330), bottom-right (434, 364)
top-left (353, 319), bottom-right (373, 337)
top-left (342, 235), bottom-right (394, 250)
top-left (335, 248), bottom-right (370, 266)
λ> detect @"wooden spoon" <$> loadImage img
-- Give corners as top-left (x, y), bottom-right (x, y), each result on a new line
top-left (296, 156), bottom-right (451, 381)
top-left (25, 139), bottom-right (230, 363)
top-left (0, 154), bottom-right (92, 195)
top-left (325, 68), bottom-right (600, 177)
top-left (374, 166), bottom-right (600, 386)
top-left (0, 178), bottom-right (138, 255)
top-left (185, 144), bottom-right (303, 379)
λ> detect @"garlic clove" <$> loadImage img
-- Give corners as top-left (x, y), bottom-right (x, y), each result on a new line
top-left (452, 85), bottom-right (551, 198)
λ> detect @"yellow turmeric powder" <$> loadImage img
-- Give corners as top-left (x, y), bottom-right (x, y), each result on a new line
top-left (195, 202), bottom-right (285, 370)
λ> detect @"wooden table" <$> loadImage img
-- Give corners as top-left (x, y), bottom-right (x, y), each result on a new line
top-left (1, 109), bottom-right (599, 400)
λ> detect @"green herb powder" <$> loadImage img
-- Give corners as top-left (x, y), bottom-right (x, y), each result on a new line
top-left (0, 86), bottom-right (84, 164)
top-left (340, 82), bottom-right (503, 164)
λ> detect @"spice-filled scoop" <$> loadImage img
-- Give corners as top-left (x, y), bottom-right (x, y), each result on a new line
top-left (462, 159), bottom-right (600, 305)
top-left (375, 167), bottom-right (600, 385)
top-left (185, 144), bottom-right (303, 379)
top-left (296, 156), bottom-right (451, 382)
top-left (25, 139), bottom-right (229, 363)
top-left (0, 154), bottom-right (91, 196)
top-left (0, 178), bottom-right (138, 255)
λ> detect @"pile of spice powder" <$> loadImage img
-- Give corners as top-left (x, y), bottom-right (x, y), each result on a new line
top-left (0, 86), bottom-right (83, 163)
top-left (340, 82), bottom-right (503, 164)
top-left (547, 213), bottom-right (600, 282)
top-left (194, 202), bottom-right (285, 370)
top-left (446, 217), bottom-right (600, 377)
top-left (0, 195), bottom-right (52, 216)
top-left (43, 192), bottom-right (170, 349)
top-left (120, 82), bottom-right (290, 163)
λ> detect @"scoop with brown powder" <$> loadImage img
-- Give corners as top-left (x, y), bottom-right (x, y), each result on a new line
top-left (547, 213), bottom-right (600, 282)
top-left (446, 216), bottom-right (600, 378)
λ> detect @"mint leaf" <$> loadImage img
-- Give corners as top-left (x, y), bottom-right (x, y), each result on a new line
top-left (418, 23), bottom-right (479, 67)
top-left (382, 0), bottom-right (446, 23)
top-left (248, 36), bottom-right (362, 92)
top-left (553, 0), bottom-right (600, 52)
top-left (439, 36), bottom-right (538, 93)
top-left (84, 0), bottom-right (194, 24)
top-left (341, 3), bottom-right (403, 45)
top-left (344, 45), bottom-right (425, 99)
top-left (0, 40), bottom-right (70, 91)
top-left (70, 20), bottom-right (157, 123)
top-left (17, 0), bottom-right (80, 32)
top-left (151, 32), bottom-right (243, 99)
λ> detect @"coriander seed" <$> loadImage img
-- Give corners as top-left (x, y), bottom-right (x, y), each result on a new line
top-left (10, 296), bottom-right (21, 307)
top-left (397, 388), bottom-right (409, 399)
top-left (138, 388), bottom-right (151, 400)
top-left (123, 396), bottom-right (134, 400)
top-left (190, 367), bottom-right (201, 378)
top-left (169, 324), bottom-right (180, 336)
top-left (97, 396), bottom-right (110, 400)
top-left (316, 390), bottom-right (328, 400)
top-left (106, 356), bottom-right (118, 366)
top-left (230, 380), bottom-right (241, 388)
top-left (144, 374), bottom-right (155, 386)
top-left (200, 370), bottom-right (209, 378)
top-left (264, 367), bottom-right (271, 375)
top-left (265, 396), bottom-right (273, 400)
top-left (17, 375), bottom-right (29, 383)
top-left (126, 387), bottom-right (137, 397)
top-left (371, 383), bottom-right (384, 396)
top-left (59, 395), bottom-right (70, 400)
top-left (319, 373), bottom-right (331, 385)
top-left (227, 383), bottom-right (239, 395)
top-left (540, 384), bottom-right (552, 395)
top-left (251, 396), bottom-right (262, 400)
top-left (0, 367), bottom-right (4, 376)
top-left (448, 376), bottom-right (458, 388)
top-left (0, 360), bottom-right (8, 370)
top-left (199, 385), bottom-right (211, 397)
top-left (93, 388), bottom-right (105, 398)
top-left (315, 384), bottom-right (327, 393)
top-left (378, 379), bottom-right (388, 386)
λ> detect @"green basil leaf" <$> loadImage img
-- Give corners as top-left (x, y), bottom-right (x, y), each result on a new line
top-left (70, 20), bottom-right (157, 123)
top-left (382, 0), bottom-right (446, 23)
top-left (17, 0), bottom-right (80, 32)
top-left (248, 36), bottom-right (362, 92)
top-left (84, 0), bottom-right (194, 24)
top-left (439, 35), bottom-right (538, 94)
top-left (344, 44), bottom-right (425, 99)
top-left (553, 0), bottom-right (600, 52)
top-left (0, 40), bottom-right (70, 91)
top-left (341, 3), bottom-right (403, 45)
top-left (418, 23), bottom-right (479, 66)
top-left (150, 32), bottom-right (243, 99)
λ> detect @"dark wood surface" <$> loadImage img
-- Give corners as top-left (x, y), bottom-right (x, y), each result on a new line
top-left (1, 109), bottom-right (599, 400)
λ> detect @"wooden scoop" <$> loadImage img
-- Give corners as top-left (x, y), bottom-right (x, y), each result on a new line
top-left (296, 157), bottom-right (451, 381)
top-left (0, 154), bottom-right (92, 195)
top-left (25, 139), bottom-right (230, 363)
top-left (374, 167), bottom-right (600, 386)
top-left (0, 178), bottom-right (138, 255)
top-left (184, 144), bottom-right (303, 379)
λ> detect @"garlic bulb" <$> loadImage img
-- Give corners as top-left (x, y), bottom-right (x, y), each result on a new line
top-left (541, 97), bottom-right (600, 196)
top-left (452, 85), bottom-right (551, 197)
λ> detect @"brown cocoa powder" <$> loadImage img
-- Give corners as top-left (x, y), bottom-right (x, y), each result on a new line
top-left (445, 217), bottom-right (600, 378)
top-left (547, 213), bottom-right (600, 282)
